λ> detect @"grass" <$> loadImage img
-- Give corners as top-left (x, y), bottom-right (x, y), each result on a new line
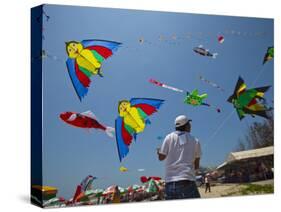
top-left (222, 183), bottom-right (274, 197)
top-left (240, 184), bottom-right (274, 195)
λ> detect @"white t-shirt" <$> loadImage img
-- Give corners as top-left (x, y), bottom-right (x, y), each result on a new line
top-left (159, 131), bottom-right (201, 183)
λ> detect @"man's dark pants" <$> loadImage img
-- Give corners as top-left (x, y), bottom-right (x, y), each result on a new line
top-left (165, 180), bottom-right (201, 200)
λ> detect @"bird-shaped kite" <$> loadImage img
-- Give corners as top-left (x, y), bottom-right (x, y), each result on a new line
top-left (65, 39), bottom-right (122, 101)
top-left (115, 98), bottom-right (164, 162)
top-left (263, 46), bottom-right (274, 65)
top-left (227, 76), bottom-right (272, 120)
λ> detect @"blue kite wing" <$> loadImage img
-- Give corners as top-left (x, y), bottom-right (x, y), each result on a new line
top-left (81, 39), bottom-right (122, 53)
top-left (115, 116), bottom-right (130, 162)
top-left (130, 98), bottom-right (164, 110)
top-left (66, 58), bottom-right (88, 101)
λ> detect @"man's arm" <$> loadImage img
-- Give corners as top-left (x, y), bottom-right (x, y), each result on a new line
top-left (157, 148), bottom-right (167, 161)
top-left (158, 152), bottom-right (166, 161)
top-left (194, 157), bottom-right (200, 170)
top-left (157, 135), bottom-right (170, 161)
top-left (194, 140), bottom-right (201, 170)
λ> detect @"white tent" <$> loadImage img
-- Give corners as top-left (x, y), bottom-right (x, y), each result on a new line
top-left (217, 146), bottom-right (273, 170)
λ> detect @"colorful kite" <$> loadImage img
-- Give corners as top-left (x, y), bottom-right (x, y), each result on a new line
top-left (72, 175), bottom-right (97, 204)
top-left (217, 35), bottom-right (225, 44)
top-left (184, 89), bottom-right (207, 105)
top-left (227, 76), bottom-right (272, 120)
top-left (140, 176), bottom-right (162, 183)
top-left (115, 98), bottom-right (164, 162)
top-left (80, 175), bottom-right (97, 191)
top-left (60, 110), bottom-right (115, 138)
top-left (185, 90), bottom-right (221, 112)
top-left (149, 79), bottom-right (221, 113)
top-left (65, 39), bottom-right (122, 101)
top-left (193, 45), bottom-right (218, 59)
top-left (199, 75), bottom-right (224, 92)
top-left (149, 79), bottom-right (184, 93)
top-left (263, 46), bottom-right (274, 65)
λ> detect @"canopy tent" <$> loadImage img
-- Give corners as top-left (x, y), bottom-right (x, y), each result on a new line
top-left (217, 146), bottom-right (273, 170)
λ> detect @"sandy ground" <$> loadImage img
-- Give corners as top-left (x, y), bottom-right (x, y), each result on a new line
top-left (198, 179), bottom-right (273, 198)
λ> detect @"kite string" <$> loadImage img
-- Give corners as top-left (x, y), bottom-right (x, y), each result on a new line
top-left (250, 66), bottom-right (265, 87)
top-left (202, 110), bottom-right (235, 148)
top-left (137, 30), bottom-right (265, 47)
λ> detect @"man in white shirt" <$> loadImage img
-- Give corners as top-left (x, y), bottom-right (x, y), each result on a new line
top-left (157, 115), bottom-right (201, 199)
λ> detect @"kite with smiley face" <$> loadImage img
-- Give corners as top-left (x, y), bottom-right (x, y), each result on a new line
top-left (65, 39), bottom-right (122, 101)
top-left (115, 98), bottom-right (164, 162)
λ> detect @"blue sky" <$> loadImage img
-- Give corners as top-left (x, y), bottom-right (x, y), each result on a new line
top-left (40, 4), bottom-right (273, 199)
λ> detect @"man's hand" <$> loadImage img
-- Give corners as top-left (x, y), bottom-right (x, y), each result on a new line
top-left (157, 148), bottom-right (166, 161)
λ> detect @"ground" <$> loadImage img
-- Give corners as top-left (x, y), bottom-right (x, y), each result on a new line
top-left (198, 180), bottom-right (274, 198)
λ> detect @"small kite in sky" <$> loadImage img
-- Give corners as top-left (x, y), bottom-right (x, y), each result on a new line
top-left (199, 75), bottom-right (224, 92)
top-left (65, 39), bottom-right (121, 101)
top-left (115, 98), bottom-right (164, 162)
top-left (193, 45), bottom-right (218, 59)
top-left (139, 37), bottom-right (145, 44)
top-left (60, 110), bottom-right (115, 138)
top-left (263, 46), bottom-right (274, 65)
top-left (217, 35), bottom-right (225, 44)
top-left (227, 76), bottom-right (272, 120)
top-left (119, 166), bottom-right (128, 172)
top-left (149, 79), bottom-right (221, 113)
top-left (156, 136), bottom-right (164, 140)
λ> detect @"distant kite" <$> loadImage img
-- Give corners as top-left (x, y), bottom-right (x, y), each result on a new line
top-left (149, 79), bottom-right (221, 113)
top-left (193, 45), bottom-right (218, 59)
top-left (263, 46), bottom-right (274, 65)
top-left (227, 76), bottom-right (272, 120)
top-left (119, 166), bottom-right (128, 172)
top-left (199, 75), bottom-right (224, 92)
top-left (156, 136), bottom-right (164, 140)
top-left (65, 39), bottom-right (121, 101)
top-left (115, 98), bottom-right (164, 162)
top-left (60, 110), bottom-right (115, 138)
top-left (217, 35), bottom-right (225, 44)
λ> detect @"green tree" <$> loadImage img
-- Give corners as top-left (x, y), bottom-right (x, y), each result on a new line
top-left (235, 113), bottom-right (273, 151)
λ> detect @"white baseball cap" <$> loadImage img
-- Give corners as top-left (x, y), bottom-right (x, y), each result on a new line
top-left (175, 115), bottom-right (192, 127)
